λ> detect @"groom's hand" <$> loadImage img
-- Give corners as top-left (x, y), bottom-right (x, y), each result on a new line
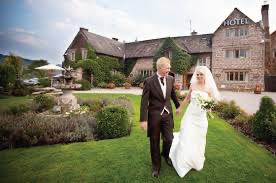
top-left (140, 121), bottom-right (147, 131)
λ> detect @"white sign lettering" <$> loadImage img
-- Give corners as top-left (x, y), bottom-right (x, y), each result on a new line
top-left (224, 18), bottom-right (249, 26)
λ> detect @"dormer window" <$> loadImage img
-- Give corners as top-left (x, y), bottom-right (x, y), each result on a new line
top-left (197, 58), bottom-right (206, 66)
top-left (164, 50), bottom-right (172, 59)
top-left (168, 51), bottom-right (172, 59)
top-left (71, 51), bottom-right (75, 61)
top-left (82, 49), bottom-right (88, 59)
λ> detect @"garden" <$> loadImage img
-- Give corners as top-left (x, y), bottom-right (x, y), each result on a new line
top-left (0, 93), bottom-right (275, 182)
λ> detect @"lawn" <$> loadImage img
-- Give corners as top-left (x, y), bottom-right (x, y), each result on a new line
top-left (0, 94), bottom-right (275, 182)
top-left (0, 95), bottom-right (32, 112)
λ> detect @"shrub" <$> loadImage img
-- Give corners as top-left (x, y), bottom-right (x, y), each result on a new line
top-left (8, 104), bottom-right (31, 115)
top-left (106, 96), bottom-right (134, 114)
top-left (213, 100), bottom-right (228, 114)
top-left (38, 78), bottom-right (50, 87)
top-left (139, 82), bottom-right (144, 89)
top-left (123, 82), bottom-right (131, 89)
top-left (33, 94), bottom-right (55, 112)
top-left (234, 111), bottom-right (251, 124)
top-left (75, 79), bottom-right (91, 90)
top-left (111, 72), bottom-right (126, 87)
top-left (251, 96), bottom-right (276, 143)
top-left (0, 64), bottom-right (16, 91)
top-left (131, 74), bottom-right (148, 87)
top-left (12, 79), bottom-right (33, 96)
top-left (106, 83), bottom-right (115, 89)
top-left (78, 98), bottom-right (105, 113)
top-left (0, 113), bottom-right (95, 149)
top-left (96, 106), bottom-right (130, 139)
top-left (221, 100), bottom-right (240, 119)
top-left (97, 82), bottom-right (107, 88)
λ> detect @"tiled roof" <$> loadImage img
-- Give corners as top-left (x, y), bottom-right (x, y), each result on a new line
top-left (82, 30), bottom-right (125, 58)
top-left (73, 29), bottom-right (212, 59)
top-left (124, 34), bottom-right (213, 58)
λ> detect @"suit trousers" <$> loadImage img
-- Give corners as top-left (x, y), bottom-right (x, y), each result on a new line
top-left (149, 111), bottom-right (173, 171)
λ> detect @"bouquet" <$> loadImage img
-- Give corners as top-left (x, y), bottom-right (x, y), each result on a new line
top-left (196, 94), bottom-right (216, 119)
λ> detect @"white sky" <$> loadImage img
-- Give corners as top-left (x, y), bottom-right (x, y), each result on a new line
top-left (0, 0), bottom-right (275, 64)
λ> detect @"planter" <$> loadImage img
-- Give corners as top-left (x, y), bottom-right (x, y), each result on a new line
top-left (254, 84), bottom-right (262, 94)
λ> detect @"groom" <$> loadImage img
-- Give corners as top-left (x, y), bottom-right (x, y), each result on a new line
top-left (140, 57), bottom-right (180, 178)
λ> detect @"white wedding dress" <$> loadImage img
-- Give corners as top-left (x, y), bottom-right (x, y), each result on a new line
top-left (169, 90), bottom-right (208, 178)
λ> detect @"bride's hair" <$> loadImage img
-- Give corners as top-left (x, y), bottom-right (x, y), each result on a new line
top-left (190, 66), bottom-right (220, 100)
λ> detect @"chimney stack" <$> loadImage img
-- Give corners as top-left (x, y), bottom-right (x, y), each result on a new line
top-left (261, 4), bottom-right (269, 36)
top-left (261, 4), bottom-right (271, 77)
top-left (80, 27), bottom-right (88, 32)
top-left (191, 30), bottom-right (197, 36)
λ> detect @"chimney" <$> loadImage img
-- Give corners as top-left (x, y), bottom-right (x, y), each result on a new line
top-left (112, 38), bottom-right (118, 41)
top-left (191, 30), bottom-right (197, 36)
top-left (80, 27), bottom-right (88, 32)
top-left (261, 4), bottom-right (271, 78)
top-left (261, 5), bottom-right (269, 31)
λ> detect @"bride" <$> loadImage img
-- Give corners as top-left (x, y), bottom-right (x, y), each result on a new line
top-left (169, 66), bottom-right (220, 178)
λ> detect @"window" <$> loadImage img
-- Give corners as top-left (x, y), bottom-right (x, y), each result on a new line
top-left (226, 71), bottom-right (248, 81)
top-left (168, 51), bottom-right (172, 59)
top-left (225, 29), bottom-right (230, 37)
top-left (82, 49), bottom-right (88, 59)
top-left (225, 27), bottom-right (249, 37)
top-left (226, 50), bottom-right (232, 58)
top-left (138, 69), bottom-right (153, 77)
top-left (197, 58), bottom-right (206, 66)
top-left (71, 52), bottom-right (75, 61)
top-left (235, 50), bottom-right (239, 58)
top-left (225, 49), bottom-right (248, 59)
top-left (273, 51), bottom-right (276, 58)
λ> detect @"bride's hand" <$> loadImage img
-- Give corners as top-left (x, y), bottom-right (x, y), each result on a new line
top-left (176, 108), bottom-right (181, 115)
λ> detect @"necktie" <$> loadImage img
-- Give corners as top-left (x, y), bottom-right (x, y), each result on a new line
top-left (160, 77), bottom-right (164, 86)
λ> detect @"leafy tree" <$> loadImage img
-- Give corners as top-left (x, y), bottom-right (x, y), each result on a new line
top-left (0, 64), bottom-right (16, 90)
top-left (23, 59), bottom-right (48, 78)
top-left (4, 54), bottom-right (23, 77)
top-left (153, 37), bottom-right (196, 74)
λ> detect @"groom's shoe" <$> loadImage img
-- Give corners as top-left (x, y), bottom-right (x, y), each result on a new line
top-left (164, 157), bottom-right (173, 167)
top-left (151, 170), bottom-right (159, 178)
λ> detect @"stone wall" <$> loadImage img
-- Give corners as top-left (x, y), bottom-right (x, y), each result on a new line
top-left (130, 58), bottom-right (153, 76)
top-left (270, 32), bottom-right (276, 75)
top-left (212, 12), bottom-right (265, 90)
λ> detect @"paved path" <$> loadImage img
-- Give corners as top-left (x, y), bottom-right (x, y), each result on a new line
top-left (74, 88), bottom-right (276, 115)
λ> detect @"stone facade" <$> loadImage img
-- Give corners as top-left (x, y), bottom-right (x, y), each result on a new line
top-left (270, 31), bottom-right (276, 75)
top-left (130, 58), bottom-right (154, 76)
top-left (64, 5), bottom-right (274, 91)
top-left (212, 9), bottom-right (266, 90)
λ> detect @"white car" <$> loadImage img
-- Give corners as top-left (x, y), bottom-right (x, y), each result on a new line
top-left (23, 78), bottom-right (40, 85)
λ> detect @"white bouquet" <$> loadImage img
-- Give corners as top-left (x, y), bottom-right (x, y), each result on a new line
top-left (196, 94), bottom-right (216, 119)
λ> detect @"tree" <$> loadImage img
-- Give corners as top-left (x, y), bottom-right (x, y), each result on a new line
top-left (153, 37), bottom-right (197, 74)
top-left (4, 54), bottom-right (23, 77)
top-left (0, 64), bottom-right (16, 90)
top-left (24, 59), bottom-right (49, 78)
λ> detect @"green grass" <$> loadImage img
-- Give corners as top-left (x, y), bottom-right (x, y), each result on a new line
top-left (0, 95), bottom-right (32, 112)
top-left (0, 94), bottom-right (275, 182)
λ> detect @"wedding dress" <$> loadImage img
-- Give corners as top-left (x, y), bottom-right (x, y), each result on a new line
top-left (169, 90), bottom-right (208, 178)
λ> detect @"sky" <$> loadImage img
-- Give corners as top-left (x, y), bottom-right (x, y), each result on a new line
top-left (0, 0), bottom-right (275, 65)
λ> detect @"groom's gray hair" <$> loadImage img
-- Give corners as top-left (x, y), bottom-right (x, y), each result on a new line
top-left (156, 57), bottom-right (171, 70)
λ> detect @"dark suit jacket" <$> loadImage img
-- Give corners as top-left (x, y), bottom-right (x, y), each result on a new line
top-left (140, 74), bottom-right (180, 135)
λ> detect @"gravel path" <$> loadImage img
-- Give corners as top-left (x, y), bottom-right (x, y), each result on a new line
top-left (74, 88), bottom-right (276, 114)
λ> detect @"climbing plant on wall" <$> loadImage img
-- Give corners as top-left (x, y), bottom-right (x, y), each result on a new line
top-left (153, 37), bottom-right (196, 74)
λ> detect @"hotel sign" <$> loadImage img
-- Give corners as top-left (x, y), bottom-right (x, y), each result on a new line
top-left (224, 18), bottom-right (249, 26)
